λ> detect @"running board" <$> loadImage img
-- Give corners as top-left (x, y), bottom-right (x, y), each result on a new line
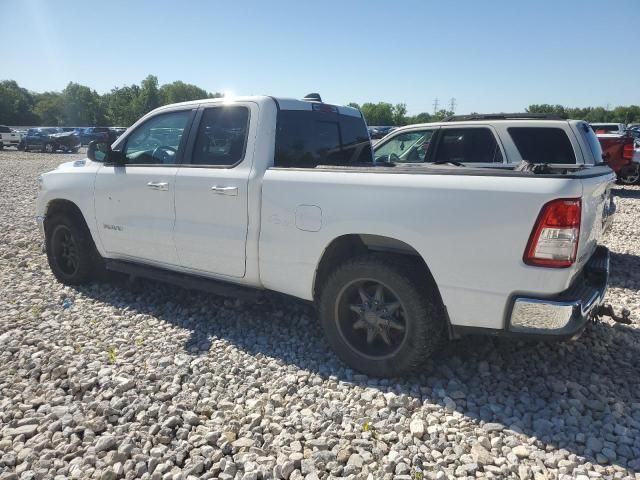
top-left (105, 259), bottom-right (261, 300)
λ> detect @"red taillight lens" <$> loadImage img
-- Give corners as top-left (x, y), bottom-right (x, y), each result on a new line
top-left (623, 142), bottom-right (634, 161)
top-left (524, 199), bottom-right (581, 268)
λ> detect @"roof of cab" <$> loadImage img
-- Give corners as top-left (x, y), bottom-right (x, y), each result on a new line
top-left (150, 95), bottom-right (362, 118)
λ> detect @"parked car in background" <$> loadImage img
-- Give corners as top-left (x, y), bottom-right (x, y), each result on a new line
top-left (368, 125), bottom-right (396, 139)
top-left (373, 113), bottom-right (603, 167)
top-left (0, 125), bottom-right (21, 149)
top-left (109, 127), bottom-right (127, 141)
top-left (21, 127), bottom-right (81, 153)
top-left (590, 123), bottom-right (626, 135)
top-left (36, 97), bottom-right (615, 376)
top-left (81, 127), bottom-right (111, 145)
top-left (592, 129), bottom-right (638, 184)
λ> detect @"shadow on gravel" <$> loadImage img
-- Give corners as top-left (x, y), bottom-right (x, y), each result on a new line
top-left (609, 251), bottom-right (640, 290)
top-left (612, 187), bottom-right (640, 199)
top-left (76, 276), bottom-right (640, 473)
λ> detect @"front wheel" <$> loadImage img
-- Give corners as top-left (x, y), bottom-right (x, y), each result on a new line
top-left (44, 143), bottom-right (55, 153)
top-left (45, 214), bottom-right (103, 285)
top-left (318, 255), bottom-right (445, 377)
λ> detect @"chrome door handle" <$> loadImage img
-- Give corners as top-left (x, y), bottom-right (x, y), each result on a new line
top-left (147, 181), bottom-right (169, 191)
top-left (211, 185), bottom-right (238, 196)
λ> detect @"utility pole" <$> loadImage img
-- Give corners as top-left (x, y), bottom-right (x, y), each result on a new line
top-left (449, 97), bottom-right (456, 113)
top-left (433, 97), bottom-right (439, 114)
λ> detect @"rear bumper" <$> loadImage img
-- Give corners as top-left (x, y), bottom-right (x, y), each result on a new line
top-left (506, 246), bottom-right (609, 339)
top-left (452, 246), bottom-right (609, 340)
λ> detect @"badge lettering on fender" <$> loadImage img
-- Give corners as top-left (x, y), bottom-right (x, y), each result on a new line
top-left (103, 224), bottom-right (123, 232)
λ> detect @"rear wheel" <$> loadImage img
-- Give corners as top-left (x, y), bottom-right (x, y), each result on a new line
top-left (618, 165), bottom-right (640, 185)
top-left (318, 255), bottom-right (445, 377)
top-left (45, 213), bottom-right (104, 285)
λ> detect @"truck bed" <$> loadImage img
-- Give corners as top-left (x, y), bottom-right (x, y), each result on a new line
top-left (259, 164), bottom-right (615, 330)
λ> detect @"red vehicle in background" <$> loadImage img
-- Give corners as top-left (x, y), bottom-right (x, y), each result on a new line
top-left (592, 124), bottom-right (638, 184)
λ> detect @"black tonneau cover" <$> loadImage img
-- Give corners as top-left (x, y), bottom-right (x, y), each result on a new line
top-left (271, 164), bottom-right (615, 180)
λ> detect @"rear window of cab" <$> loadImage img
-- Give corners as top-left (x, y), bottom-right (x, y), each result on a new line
top-left (508, 127), bottom-right (577, 164)
top-left (274, 109), bottom-right (372, 167)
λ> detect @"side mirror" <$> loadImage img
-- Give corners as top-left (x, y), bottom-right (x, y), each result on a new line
top-left (88, 141), bottom-right (123, 164)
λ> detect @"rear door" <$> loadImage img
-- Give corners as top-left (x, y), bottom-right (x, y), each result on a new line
top-left (172, 102), bottom-right (256, 278)
top-left (94, 108), bottom-right (195, 266)
top-left (432, 125), bottom-right (505, 166)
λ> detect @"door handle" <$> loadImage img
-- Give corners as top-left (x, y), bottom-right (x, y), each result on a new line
top-left (147, 181), bottom-right (169, 191)
top-left (211, 185), bottom-right (238, 196)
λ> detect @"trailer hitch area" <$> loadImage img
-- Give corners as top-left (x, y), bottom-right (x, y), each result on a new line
top-left (594, 304), bottom-right (632, 324)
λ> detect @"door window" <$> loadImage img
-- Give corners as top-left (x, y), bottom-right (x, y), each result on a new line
top-left (191, 107), bottom-right (249, 166)
top-left (374, 130), bottom-right (435, 163)
top-left (434, 128), bottom-right (502, 163)
top-left (123, 110), bottom-right (192, 165)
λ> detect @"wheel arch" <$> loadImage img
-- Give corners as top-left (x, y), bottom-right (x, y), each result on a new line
top-left (44, 199), bottom-right (90, 234)
top-left (313, 234), bottom-right (445, 312)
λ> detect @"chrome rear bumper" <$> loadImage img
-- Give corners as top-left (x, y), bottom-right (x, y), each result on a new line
top-left (507, 246), bottom-right (609, 338)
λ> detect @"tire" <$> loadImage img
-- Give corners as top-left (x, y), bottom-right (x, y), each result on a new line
top-left (318, 254), bottom-right (445, 377)
top-left (45, 213), bottom-right (104, 285)
top-left (0, 143), bottom-right (4, 150)
top-left (44, 143), bottom-right (55, 153)
top-left (618, 165), bottom-right (640, 185)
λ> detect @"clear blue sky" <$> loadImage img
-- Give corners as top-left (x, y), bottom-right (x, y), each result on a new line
top-left (2, 0), bottom-right (638, 114)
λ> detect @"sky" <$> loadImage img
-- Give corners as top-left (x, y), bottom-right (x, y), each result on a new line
top-left (1, 0), bottom-right (639, 115)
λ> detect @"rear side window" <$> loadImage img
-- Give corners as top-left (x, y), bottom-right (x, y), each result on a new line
top-left (508, 127), bottom-right (576, 164)
top-left (192, 106), bottom-right (249, 166)
top-left (434, 128), bottom-right (503, 163)
top-left (274, 109), bottom-right (372, 167)
top-left (0, 126), bottom-right (10, 133)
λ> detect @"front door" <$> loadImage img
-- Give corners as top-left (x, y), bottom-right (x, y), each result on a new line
top-left (94, 109), bottom-right (195, 266)
top-left (173, 104), bottom-right (255, 278)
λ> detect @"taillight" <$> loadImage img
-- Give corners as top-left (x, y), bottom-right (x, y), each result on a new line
top-left (524, 199), bottom-right (581, 268)
top-left (623, 142), bottom-right (634, 161)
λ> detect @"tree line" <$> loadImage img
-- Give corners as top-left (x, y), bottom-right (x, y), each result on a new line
top-left (0, 76), bottom-right (221, 127)
top-left (1, 76), bottom-right (639, 127)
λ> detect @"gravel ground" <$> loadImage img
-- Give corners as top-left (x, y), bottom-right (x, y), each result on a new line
top-left (1, 148), bottom-right (639, 480)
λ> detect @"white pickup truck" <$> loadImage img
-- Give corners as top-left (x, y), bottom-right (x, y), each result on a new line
top-left (0, 125), bottom-right (21, 149)
top-left (36, 95), bottom-right (616, 376)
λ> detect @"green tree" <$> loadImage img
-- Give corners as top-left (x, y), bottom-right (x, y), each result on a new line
top-left (134, 75), bottom-right (161, 118)
top-left (432, 109), bottom-right (454, 121)
top-left (392, 103), bottom-right (407, 126)
top-left (360, 102), bottom-right (394, 126)
top-left (104, 85), bottom-right (141, 126)
top-left (0, 80), bottom-right (39, 125)
top-left (408, 112), bottom-right (433, 124)
top-left (159, 81), bottom-right (218, 104)
top-left (33, 92), bottom-right (64, 126)
top-left (347, 102), bottom-right (361, 110)
top-left (60, 82), bottom-right (107, 126)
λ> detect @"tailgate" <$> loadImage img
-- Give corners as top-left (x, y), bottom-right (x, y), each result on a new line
top-left (574, 171), bottom-right (616, 273)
